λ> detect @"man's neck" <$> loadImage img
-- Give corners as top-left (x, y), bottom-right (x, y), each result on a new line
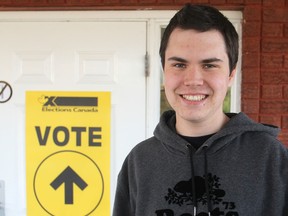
top-left (175, 113), bottom-right (229, 137)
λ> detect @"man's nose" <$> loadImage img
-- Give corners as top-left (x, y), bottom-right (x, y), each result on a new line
top-left (183, 67), bottom-right (204, 86)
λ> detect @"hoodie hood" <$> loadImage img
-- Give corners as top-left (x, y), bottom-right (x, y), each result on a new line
top-left (154, 110), bottom-right (280, 156)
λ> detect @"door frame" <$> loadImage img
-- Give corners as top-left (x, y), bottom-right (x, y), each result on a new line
top-left (0, 10), bottom-right (242, 214)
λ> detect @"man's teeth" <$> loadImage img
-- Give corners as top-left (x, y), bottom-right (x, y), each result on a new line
top-left (182, 95), bottom-right (206, 101)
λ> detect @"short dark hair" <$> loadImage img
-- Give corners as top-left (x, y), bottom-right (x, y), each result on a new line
top-left (159, 4), bottom-right (239, 73)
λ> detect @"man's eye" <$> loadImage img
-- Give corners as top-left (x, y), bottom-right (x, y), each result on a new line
top-left (203, 64), bottom-right (216, 69)
top-left (173, 63), bottom-right (186, 68)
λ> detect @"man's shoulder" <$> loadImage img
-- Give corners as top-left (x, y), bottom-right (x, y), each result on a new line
top-left (131, 136), bottom-right (162, 154)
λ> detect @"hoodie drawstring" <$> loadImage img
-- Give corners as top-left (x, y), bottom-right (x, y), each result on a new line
top-left (204, 147), bottom-right (212, 216)
top-left (187, 144), bottom-right (212, 216)
top-left (187, 144), bottom-right (197, 216)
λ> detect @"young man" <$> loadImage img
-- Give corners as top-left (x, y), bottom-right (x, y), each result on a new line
top-left (113, 4), bottom-right (288, 216)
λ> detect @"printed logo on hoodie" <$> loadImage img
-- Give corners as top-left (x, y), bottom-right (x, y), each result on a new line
top-left (155, 173), bottom-right (239, 216)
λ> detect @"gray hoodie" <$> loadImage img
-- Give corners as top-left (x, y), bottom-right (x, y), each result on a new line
top-left (113, 111), bottom-right (288, 216)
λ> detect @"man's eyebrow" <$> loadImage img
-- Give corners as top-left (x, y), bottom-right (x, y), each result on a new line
top-left (167, 57), bottom-right (224, 64)
top-left (167, 56), bottom-right (188, 63)
top-left (201, 58), bottom-right (223, 64)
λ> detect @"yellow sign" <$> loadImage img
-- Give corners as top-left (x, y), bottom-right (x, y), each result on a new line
top-left (26, 91), bottom-right (110, 216)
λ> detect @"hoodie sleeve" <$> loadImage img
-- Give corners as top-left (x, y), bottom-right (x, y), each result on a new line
top-left (112, 158), bottom-right (135, 216)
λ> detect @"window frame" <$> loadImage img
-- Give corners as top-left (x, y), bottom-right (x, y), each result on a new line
top-left (146, 10), bottom-right (243, 137)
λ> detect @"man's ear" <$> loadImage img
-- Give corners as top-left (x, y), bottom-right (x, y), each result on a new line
top-left (228, 68), bottom-right (237, 87)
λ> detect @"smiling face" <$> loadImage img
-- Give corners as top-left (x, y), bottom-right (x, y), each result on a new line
top-left (163, 28), bottom-right (236, 136)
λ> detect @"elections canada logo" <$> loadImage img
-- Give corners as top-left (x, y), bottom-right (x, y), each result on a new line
top-left (38, 95), bottom-right (98, 113)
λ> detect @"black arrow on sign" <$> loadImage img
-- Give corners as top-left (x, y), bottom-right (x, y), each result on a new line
top-left (50, 166), bottom-right (88, 204)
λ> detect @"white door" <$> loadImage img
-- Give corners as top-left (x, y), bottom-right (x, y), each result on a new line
top-left (0, 13), bottom-right (147, 215)
top-left (0, 10), bottom-right (242, 216)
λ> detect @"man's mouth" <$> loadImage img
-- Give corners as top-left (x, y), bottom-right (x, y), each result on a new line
top-left (181, 94), bottom-right (207, 102)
